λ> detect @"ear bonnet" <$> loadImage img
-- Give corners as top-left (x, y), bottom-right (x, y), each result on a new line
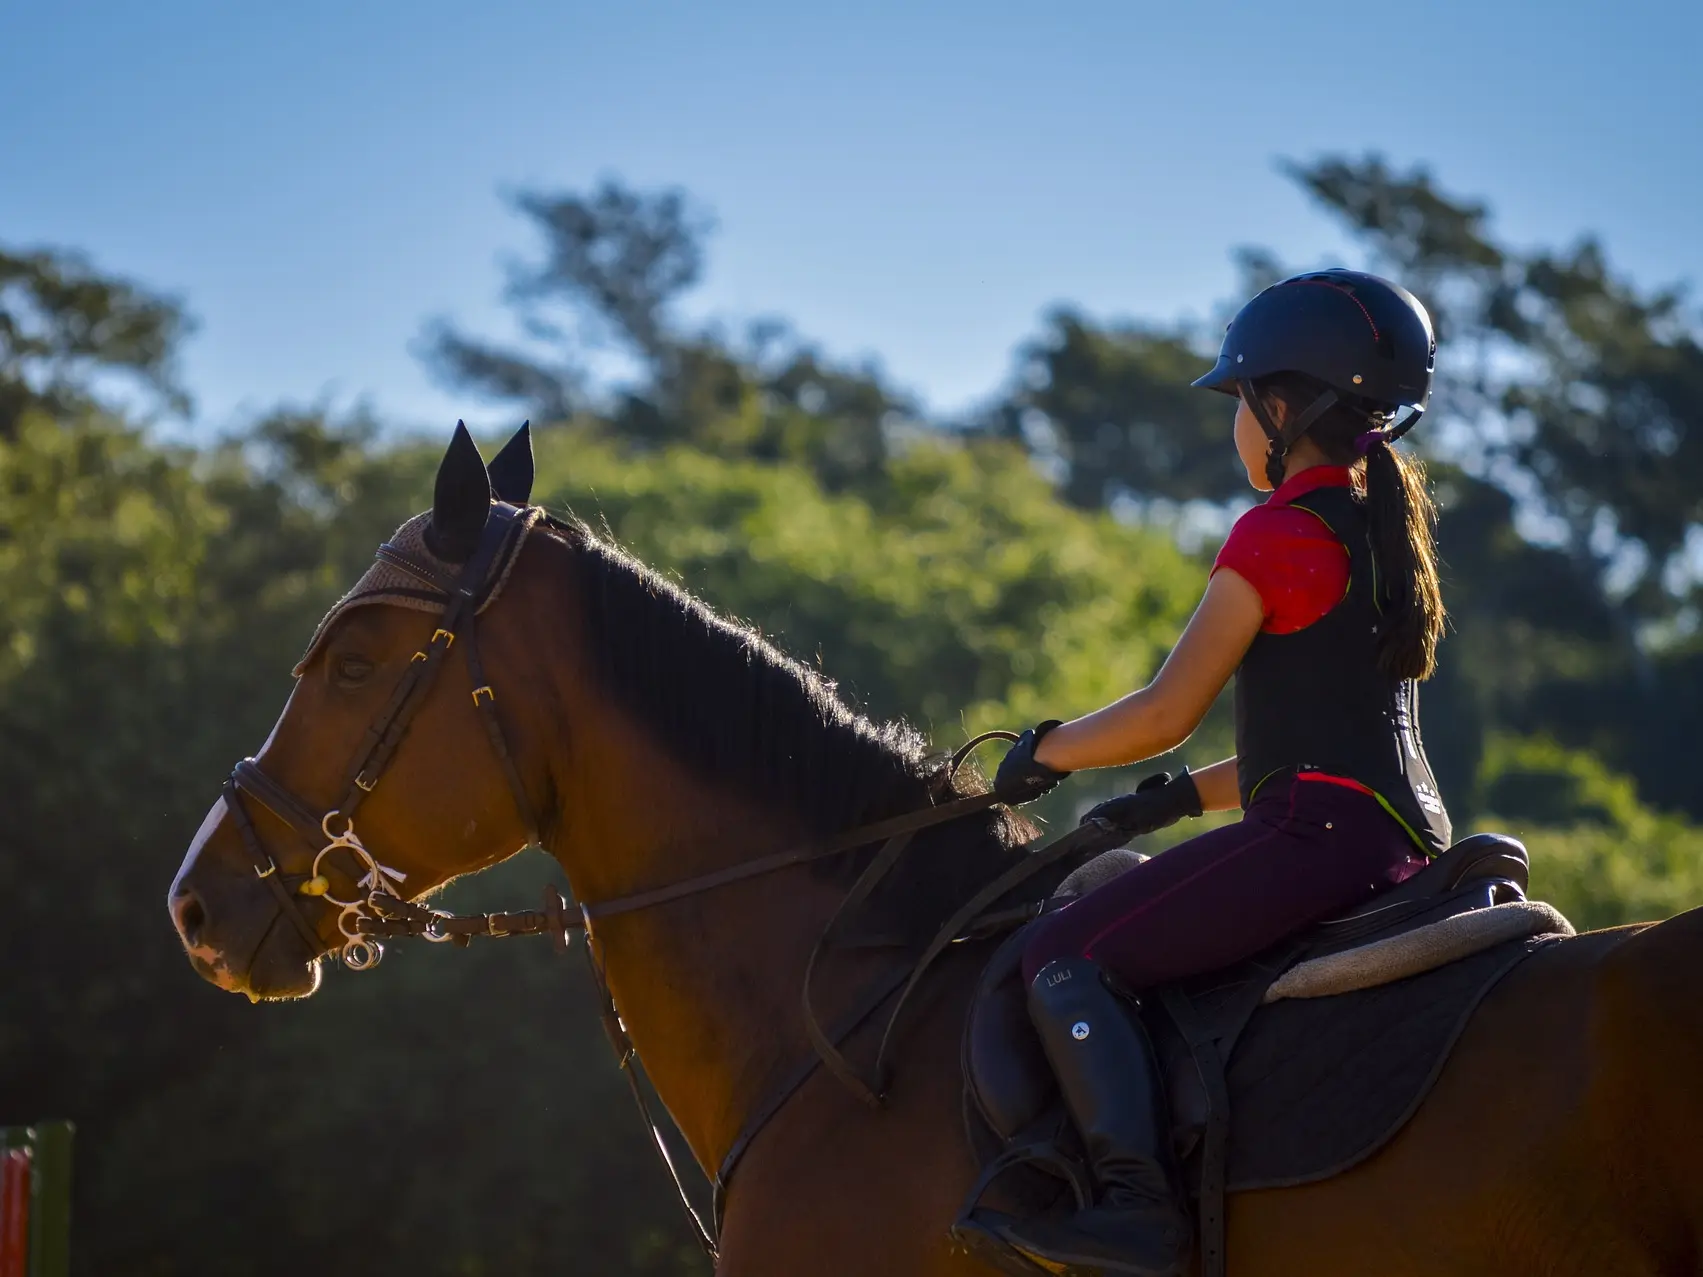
top-left (293, 503), bottom-right (546, 676)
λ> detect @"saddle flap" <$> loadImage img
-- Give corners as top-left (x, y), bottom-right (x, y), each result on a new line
top-left (962, 926), bottom-right (1055, 1141)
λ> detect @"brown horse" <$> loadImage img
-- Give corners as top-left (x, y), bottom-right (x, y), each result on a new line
top-left (170, 427), bottom-right (1703, 1276)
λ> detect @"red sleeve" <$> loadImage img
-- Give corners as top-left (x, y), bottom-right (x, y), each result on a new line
top-left (1212, 504), bottom-right (1349, 634)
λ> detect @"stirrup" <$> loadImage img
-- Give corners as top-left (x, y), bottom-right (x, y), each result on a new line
top-left (991, 1206), bottom-right (1190, 1277)
top-left (951, 1213), bottom-right (1061, 1277)
top-left (951, 1140), bottom-right (1094, 1276)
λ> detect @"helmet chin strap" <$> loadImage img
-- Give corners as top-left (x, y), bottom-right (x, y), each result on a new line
top-left (1385, 402), bottom-right (1424, 442)
top-left (1239, 380), bottom-right (1339, 489)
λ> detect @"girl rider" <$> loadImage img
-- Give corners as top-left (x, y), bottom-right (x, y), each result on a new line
top-left (964, 270), bottom-right (1451, 1277)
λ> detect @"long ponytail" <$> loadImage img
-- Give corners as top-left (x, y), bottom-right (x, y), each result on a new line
top-left (1255, 373), bottom-right (1446, 680)
top-left (1360, 439), bottom-right (1444, 679)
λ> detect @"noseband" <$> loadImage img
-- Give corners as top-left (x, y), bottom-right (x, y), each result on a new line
top-left (221, 502), bottom-right (543, 969)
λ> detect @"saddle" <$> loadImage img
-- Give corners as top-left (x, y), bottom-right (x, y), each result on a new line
top-left (958, 833), bottom-right (1566, 1277)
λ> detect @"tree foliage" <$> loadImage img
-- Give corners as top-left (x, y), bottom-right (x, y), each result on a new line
top-left (0, 246), bottom-right (192, 434)
top-left (991, 154), bottom-right (1703, 821)
top-left (6, 158), bottom-right (1703, 1274)
top-left (984, 309), bottom-right (1243, 509)
top-left (421, 182), bottom-right (911, 491)
top-left (1289, 156), bottom-right (1703, 621)
top-left (536, 430), bottom-right (1202, 742)
top-left (0, 351), bottom-right (1206, 1277)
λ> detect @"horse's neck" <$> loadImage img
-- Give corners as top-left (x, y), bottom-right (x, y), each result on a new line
top-left (548, 699), bottom-right (860, 1172)
top-left (515, 537), bottom-right (944, 1176)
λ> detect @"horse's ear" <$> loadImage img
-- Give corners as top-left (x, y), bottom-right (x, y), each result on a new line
top-left (426, 421), bottom-right (492, 563)
top-left (487, 420), bottom-right (534, 504)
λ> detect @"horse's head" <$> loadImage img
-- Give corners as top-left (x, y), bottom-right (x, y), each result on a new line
top-left (168, 423), bottom-right (554, 999)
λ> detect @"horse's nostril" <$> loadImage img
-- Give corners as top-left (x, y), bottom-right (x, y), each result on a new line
top-left (173, 888), bottom-right (207, 946)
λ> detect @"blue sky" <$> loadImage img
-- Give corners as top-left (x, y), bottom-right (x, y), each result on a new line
top-left (3, 0), bottom-right (1699, 433)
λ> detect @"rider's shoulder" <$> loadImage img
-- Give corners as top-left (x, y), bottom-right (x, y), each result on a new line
top-left (1220, 501), bottom-right (1341, 560)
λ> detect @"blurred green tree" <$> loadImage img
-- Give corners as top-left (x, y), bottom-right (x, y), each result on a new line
top-left (1290, 155), bottom-right (1703, 628)
top-left (1473, 734), bottom-right (1703, 931)
top-left (1290, 155), bottom-right (1703, 815)
top-left (0, 245), bottom-right (192, 434)
top-left (9, 165), bottom-right (1703, 1277)
top-left (419, 181), bottom-right (910, 490)
top-left (983, 310), bottom-right (1243, 510)
top-left (989, 154), bottom-right (1703, 822)
top-left (1, 381), bottom-right (1207, 1276)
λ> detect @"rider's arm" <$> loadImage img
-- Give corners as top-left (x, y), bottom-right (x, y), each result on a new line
top-left (1034, 568), bottom-right (1264, 772)
top-left (1188, 756), bottom-right (1243, 812)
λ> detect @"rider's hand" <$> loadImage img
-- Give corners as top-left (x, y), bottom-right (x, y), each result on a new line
top-left (994, 721), bottom-right (1071, 805)
top-left (1080, 768), bottom-right (1204, 838)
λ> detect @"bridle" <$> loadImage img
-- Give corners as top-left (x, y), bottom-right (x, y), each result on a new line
top-left (215, 501), bottom-right (1112, 1264)
top-left (219, 500), bottom-right (1009, 963)
top-left (221, 502), bottom-right (544, 970)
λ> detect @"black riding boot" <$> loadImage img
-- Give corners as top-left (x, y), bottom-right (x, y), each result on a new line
top-left (963, 958), bottom-right (1191, 1277)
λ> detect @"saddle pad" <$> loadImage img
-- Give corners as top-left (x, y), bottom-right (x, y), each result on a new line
top-left (1264, 900), bottom-right (1573, 1003)
top-left (1221, 932), bottom-right (1563, 1192)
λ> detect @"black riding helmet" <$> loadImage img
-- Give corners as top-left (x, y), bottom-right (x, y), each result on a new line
top-left (1194, 269), bottom-right (1436, 487)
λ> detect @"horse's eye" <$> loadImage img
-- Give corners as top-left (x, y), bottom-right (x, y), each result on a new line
top-left (333, 655), bottom-right (376, 688)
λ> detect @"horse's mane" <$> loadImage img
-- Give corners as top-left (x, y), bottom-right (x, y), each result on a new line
top-left (540, 518), bottom-right (1034, 935)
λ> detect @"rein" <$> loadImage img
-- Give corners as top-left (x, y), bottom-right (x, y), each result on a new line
top-left (345, 777), bottom-right (1008, 944)
top-left (219, 506), bottom-right (1111, 1266)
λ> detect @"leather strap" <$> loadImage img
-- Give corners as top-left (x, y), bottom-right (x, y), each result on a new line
top-left (863, 818), bottom-right (1119, 1101)
top-left (954, 1136), bottom-right (1094, 1221)
top-left (1159, 986), bottom-right (1231, 1277)
top-left (1239, 378), bottom-right (1339, 489)
top-left (580, 729), bottom-right (1015, 922)
top-left (712, 962), bottom-right (916, 1233)
top-left (230, 758), bottom-right (324, 843)
top-left (313, 787), bottom-right (1018, 950)
top-left (459, 614), bottom-right (542, 843)
top-left (333, 507), bottom-right (526, 820)
top-left (1157, 940), bottom-right (1302, 1277)
top-left (582, 934), bottom-right (720, 1262)
top-left (578, 792), bottom-right (1001, 921)
top-left (220, 776), bottom-right (326, 956)
top-left (218, 506), bottom-right (539, 966)
top-left (335, 613), bottom-right (465, 819)
top-left (708, 818), bottom-right (1115, 1244)
top-left (221, 512), bottom-right (1065, 1264)
top-left (800, 831), bottom-right (916, 1108)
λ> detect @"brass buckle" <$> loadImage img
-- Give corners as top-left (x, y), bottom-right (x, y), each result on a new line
top-left (471, 686), bottom-right (495, 705)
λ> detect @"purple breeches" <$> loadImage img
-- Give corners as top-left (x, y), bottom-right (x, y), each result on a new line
top-left (1021, 772), bottom-right (1428, 988)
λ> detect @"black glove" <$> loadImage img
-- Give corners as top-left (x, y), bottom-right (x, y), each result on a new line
top-left (1080, 768), bottom-right (1204, 839)
top-left (993, 721), bottom-right (1070, 805)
